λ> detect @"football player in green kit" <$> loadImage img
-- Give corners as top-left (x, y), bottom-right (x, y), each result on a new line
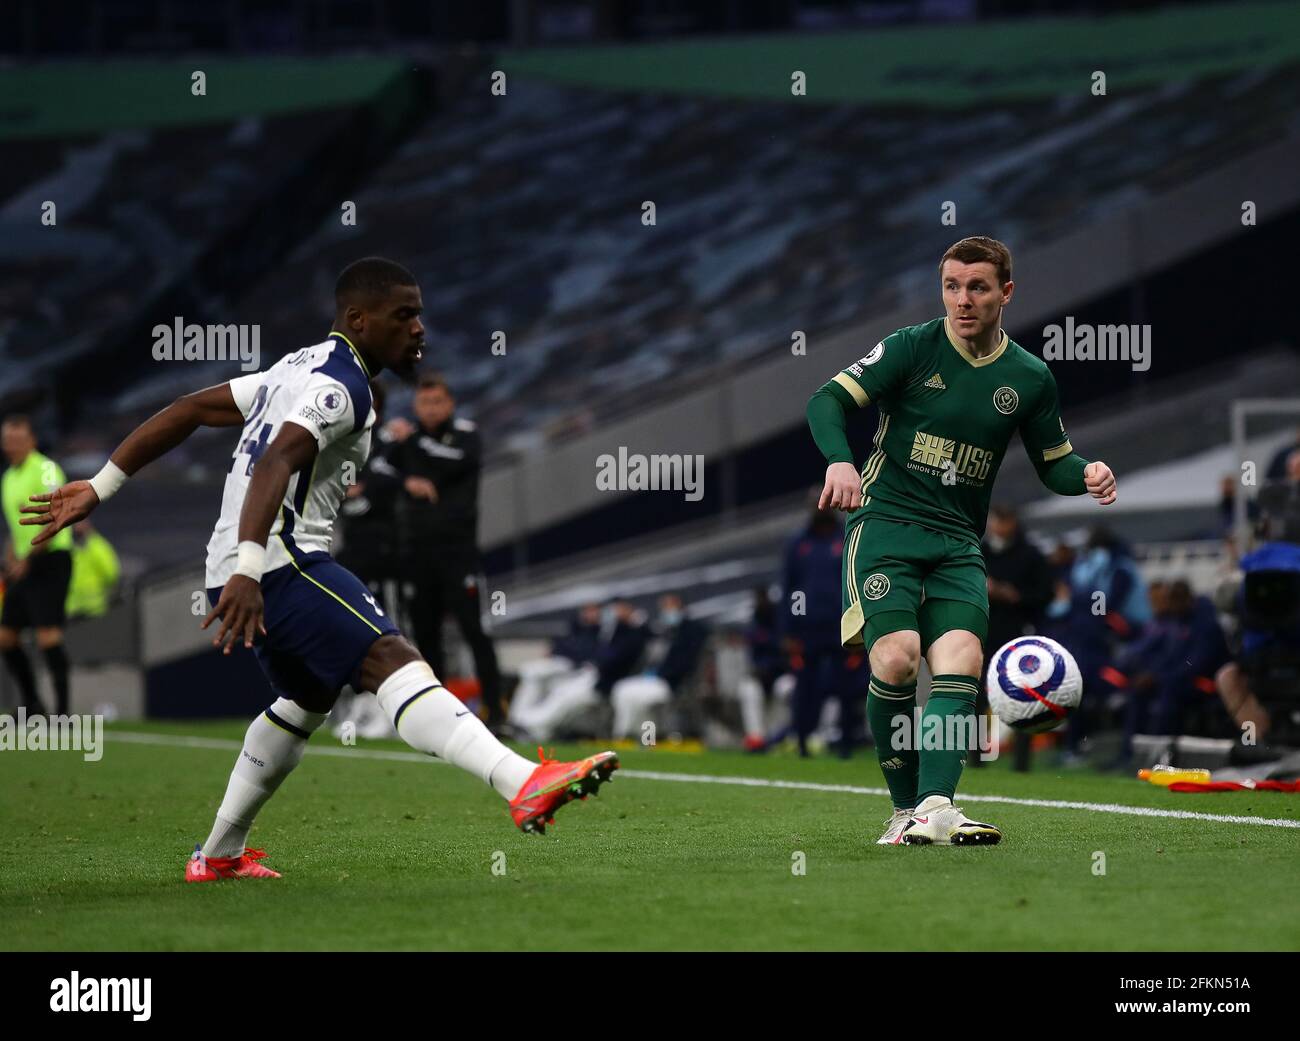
top-left (806, 236), bottom-right (1117, 845)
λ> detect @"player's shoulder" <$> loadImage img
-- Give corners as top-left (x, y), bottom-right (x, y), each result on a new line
top-left (1003, 337), bottom-right (1055, 387)
top-left (896, 316), bottom-right (947, 344)
top-left (844, 319), bottom-right (932, 375)
top-left (304, 337), bottom-right (372, 409)
top-left (889, 317), bottom-right (948, 361)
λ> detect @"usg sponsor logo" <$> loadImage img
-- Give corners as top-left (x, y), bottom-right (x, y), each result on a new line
top-left (908, 431), bottom-right (993, 485)
top-left (595, 446), bottom-right (704, 502)
top-left (50, 972), bottom-right (151, 1021)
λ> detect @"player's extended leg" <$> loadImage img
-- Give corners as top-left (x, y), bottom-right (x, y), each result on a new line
top-left (841, 517), bottom-right (930, 844)
top-left (358, 635), bottom-right (617, 834)
top-left (901, 598), bottom-right (1001, 845)
top-left (866, 622), bottom-right (921, 843)
top-left (188, 674), bottom-right (336, 882)
top-left (918, 624), bottom-right (983, 801)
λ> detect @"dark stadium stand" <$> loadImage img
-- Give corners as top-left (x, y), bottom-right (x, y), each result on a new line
top-left (132, 62), bottom-right (1300, 453)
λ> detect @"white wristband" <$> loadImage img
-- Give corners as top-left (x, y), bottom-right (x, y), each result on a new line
top-left (233, 541), bottom-right (267, 582)
top-left (87, 461), bottom-right (128, 503)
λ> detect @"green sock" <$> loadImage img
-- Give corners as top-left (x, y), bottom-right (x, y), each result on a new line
top-left (867, 675), bottom-right (918, 810)
top-left (917, 674), bottom-right (980, 802)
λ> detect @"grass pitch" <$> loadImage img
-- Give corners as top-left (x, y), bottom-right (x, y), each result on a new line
top-left (2, 720), bottom-right (1297, 951)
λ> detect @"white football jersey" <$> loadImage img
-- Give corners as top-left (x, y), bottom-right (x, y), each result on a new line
top-left (204, 332), bottom-right (375, 588)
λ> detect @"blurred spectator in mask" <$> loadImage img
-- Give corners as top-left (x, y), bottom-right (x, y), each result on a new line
top-left (509, 600), bottom-right (648, 741)
top-left (609, 594), bottom-right (709, 739)
top-left (1044, 527), bottom-right (1150, 757)
top-left (508, 602), bottom-right (601, 736)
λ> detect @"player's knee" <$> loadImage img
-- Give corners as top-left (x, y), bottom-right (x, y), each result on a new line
top-left (928, 628), bottom-right (984, 676)
top-left (357, 634), bottom-right (425, 694)
top-left (291, 690), bottom-right (337, 716)
top-left (0, 627), bottom-right (18, 651)
top-left (870, 633), bottom-right (920, 685)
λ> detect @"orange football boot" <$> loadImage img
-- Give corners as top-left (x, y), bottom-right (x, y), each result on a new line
top-left (185, 844), bottom-right (281, 882)
top-left (509, 748), bottom-right (619, 835)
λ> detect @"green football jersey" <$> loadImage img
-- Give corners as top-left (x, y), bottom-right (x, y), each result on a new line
top-left (825, 316), bottom-right (1073, 545)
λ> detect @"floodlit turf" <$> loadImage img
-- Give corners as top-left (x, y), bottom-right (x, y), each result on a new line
top-left (2, 720), bottom-right (1297, 951)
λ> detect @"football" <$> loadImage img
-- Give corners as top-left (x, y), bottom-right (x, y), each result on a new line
top-left (985, 635), bottom-right (1083, 733)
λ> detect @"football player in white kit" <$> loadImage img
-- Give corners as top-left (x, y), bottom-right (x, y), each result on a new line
top-left (22, 258), bottom-right (619, 881)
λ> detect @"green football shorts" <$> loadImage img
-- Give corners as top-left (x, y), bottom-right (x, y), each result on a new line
top-left (841, 516), bottom-right (989, 652)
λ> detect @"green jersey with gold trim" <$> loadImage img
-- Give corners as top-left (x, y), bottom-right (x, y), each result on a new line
top-left (823, 316), bottom-right (1072, 544)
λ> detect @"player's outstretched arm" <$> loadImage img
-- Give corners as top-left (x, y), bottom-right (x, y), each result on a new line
top-left (807, 385), bottom-right (862, 511)
top-left (20, 383), bottom-right (247, 547)
top-left (202, 422), bottom-right (318, 655)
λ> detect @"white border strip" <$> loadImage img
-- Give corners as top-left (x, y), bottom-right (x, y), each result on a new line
top-left (108, 731), bottom-right (1300, 830)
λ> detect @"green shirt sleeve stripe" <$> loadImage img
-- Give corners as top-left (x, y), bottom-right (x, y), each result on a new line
top-left (832, 371), bottom-right (870, 407)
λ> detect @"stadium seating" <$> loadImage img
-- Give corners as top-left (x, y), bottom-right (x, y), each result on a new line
top-left (222, 63), bottom-right (1300, 451)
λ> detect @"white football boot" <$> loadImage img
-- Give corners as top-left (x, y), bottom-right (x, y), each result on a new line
top-left (876, 807), bottom-right (914, 845)
top-left (900, 794), bottom-right (1002, 846)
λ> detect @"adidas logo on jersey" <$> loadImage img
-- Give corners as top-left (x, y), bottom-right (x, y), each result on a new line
top-left (923, 372), bottom-right (946, 390)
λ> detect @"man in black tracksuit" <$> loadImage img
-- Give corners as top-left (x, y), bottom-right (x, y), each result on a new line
top-left (980, 503), bottom-right (1054, 768)
top-left (338, 380), bottom-right (404, 607)
top-left (387, 374), bottom-right (503, 727)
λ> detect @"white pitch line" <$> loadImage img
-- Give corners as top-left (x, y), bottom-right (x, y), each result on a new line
top-left (107, 731), bottom-right (1300, 830)
top-left (111, 729), bottom-right (440, 764)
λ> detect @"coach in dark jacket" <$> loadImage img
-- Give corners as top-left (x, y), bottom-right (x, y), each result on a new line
top-left (386, 374), bottom-right (503, 727)
top-left (338, 380), bottom-right (404, 597)
top-left (982, 504), bottom-right (1054, 653)
top-left (980, 504), bottom-right (1054, 768)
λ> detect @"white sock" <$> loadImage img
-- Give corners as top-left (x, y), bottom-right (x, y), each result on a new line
top-left (203, 698), bottom-right (327, 858)
top-left (375, 661), bottom-right (534, 799)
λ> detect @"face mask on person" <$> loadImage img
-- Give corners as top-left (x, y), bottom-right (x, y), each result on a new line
top-left (660, 608), bottom-right (683, 628)
top-left (986, 533), bottom-right (1011, 553)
